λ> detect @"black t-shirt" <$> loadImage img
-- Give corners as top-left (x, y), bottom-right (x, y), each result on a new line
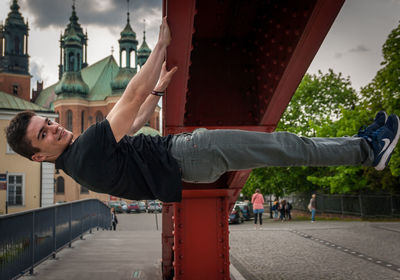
top-left (55, 120), bottom-right (182, 202)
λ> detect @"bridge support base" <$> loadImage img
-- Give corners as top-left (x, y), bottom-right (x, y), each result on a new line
top-left (163, 189), bottom-right (231, 280)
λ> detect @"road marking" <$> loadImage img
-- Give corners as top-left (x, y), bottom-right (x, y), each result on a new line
top-left (290, 229), bottom-right (400, 274)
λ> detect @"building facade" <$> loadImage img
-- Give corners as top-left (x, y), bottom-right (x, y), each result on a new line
top-left (34, 3), bottom-right (156, 204)
top-left (0, 0), bottom-right (58, 214)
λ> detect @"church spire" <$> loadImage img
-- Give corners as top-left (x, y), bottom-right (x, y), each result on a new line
top-left (138, 19), bottom-right (151, 68)
top-left (127, 0), bottom-right (130, 24)
top-left (111, 0), bottom-right (138, 94)
top-left (0, 0), bottom-right (29, 75)
top-left (55, 1), bottom-right (89, 97)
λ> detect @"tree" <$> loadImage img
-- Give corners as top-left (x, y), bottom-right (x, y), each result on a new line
top-left (244, 70), bottom-right (358, 196)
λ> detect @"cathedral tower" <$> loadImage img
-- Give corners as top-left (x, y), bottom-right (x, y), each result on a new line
top-left (111, 0), bottom-right (138, 94)
top-left (0, 0), bottom-right (31, 101)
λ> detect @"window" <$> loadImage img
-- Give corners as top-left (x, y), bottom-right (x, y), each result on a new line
top-left (121, 50), bottom-right (127, 68)
top-left (80, 186), bottom-right (89, 194)
top-left (56, 177), bottom-right (65, 194)
top-left (13, 84), bottom-right (18, 96)
top-left (55, 111), bottom-right (60, 124)
top-left (67, 110), bottom-right (73, 131)
top-left (14, 37), bottom-right (20, 54)
top-left (68, 52), bottom-right (75, 72)
top-left (81, 111), bottom-right (85, 132)
top-left (95, 111), bottom-right (103, 123)
top-left (7, 174), bottom-right (24, 206)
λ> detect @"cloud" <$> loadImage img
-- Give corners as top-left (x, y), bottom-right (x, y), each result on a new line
top-left (20, 0), bottom-right (162, 32)
top-left (348, 44), bottom-right (369, 53)
top-left (334, 52), bottom-right (343, 59)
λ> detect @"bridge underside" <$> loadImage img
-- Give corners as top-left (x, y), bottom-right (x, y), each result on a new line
top-left (162, 0), bottom-right (344, 279)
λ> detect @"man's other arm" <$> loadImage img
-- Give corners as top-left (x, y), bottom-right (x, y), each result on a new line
top-left (106, 17), bottom-right (171, 142)
top-left (128, 62), bottom-right (177, 135)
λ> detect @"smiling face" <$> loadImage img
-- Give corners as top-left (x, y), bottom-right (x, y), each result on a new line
top-left (26, 116), bottom-right (74, 162)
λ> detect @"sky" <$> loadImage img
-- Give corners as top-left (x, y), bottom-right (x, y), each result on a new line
top-left (1, 0), bottom-right (400, 93)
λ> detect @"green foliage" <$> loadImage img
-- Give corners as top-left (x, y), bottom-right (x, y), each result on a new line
top-left (277, 69), bottom-right (357, 136)
top-left (244, 70), bottom-right (359, 196)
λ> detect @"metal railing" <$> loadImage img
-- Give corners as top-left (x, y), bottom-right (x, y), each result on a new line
top-left (0, 199), bottom-right (111, 280)
top-left (286, 193), bottom-right (400, 218)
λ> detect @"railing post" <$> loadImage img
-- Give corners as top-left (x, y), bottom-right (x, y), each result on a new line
top-left (97, 201), bottom-right (100, 231)
top-left (341, 195), bottom-right (344, 217)
top-left (30, 211), bottom-right (35, 275)
top-left (88, 201), bottom-right (92, 234)
top-left (53, 206), bottom-right (57, 258)
top-left (69, 203), bottom-right (72, 248)
top-left (359, 194), bottom-right (364, 218)
top-left (390, 194), bottom-right (394, 217)
top-left (80, 202), bottom-right (84, 240)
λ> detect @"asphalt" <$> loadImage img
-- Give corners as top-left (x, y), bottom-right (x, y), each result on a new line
top-left (19, 213), bottom-right (400, 280)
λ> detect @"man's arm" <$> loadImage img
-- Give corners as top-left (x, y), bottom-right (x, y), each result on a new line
top-left (129, 62), bottom-right (177, 135)
top-left (106, 17), bottom-right (172, 142)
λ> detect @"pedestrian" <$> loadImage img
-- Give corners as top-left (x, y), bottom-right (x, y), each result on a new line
top-left (286, 201), bottom-right (292, 220)
top-left (309, 194), bottom-right (317, 223)
top-left (279, 200), bottom-right (286, 221)
top-left (273, 199), bottom-right (279, 220)
top-left (251, 188), bottom-right (264, 229)
top-left (111, 208), bottom-right (118, 231)
top-left (5, 18), bottom-right (399, 203)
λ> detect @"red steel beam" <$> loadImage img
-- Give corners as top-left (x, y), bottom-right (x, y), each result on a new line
top-left (261, 0), bottom-right (346, 125)
top-left (162, 1), bottom-right (345, 279)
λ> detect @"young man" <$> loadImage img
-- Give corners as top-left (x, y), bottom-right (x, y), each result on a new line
top-left (5, 18), bottom-right (400, 202)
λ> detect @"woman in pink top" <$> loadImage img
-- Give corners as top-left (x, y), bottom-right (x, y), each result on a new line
top-left (251, 189), bottom-right (265, 229)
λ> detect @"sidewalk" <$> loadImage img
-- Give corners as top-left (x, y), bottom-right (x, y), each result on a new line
top-left (20, 214), bottom-right (163, 280)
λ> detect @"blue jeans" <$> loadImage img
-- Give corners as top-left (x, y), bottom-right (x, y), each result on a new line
top-left (311, 209), bottom-right (316, 221)
top-left (170, 128), bottom-right (373, 183)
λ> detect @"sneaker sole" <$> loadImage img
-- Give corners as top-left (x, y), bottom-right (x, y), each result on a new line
top-left (375, 115), bottom-right (400, 171)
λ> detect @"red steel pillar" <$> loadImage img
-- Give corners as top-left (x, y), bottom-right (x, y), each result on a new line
top-left (173, 190), bottom-right (231, 280)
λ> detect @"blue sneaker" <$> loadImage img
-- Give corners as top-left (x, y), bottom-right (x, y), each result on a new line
top-left (358, 114), bottom-right (399, 171)
top-left (358, 111), bottom-right (387, 136)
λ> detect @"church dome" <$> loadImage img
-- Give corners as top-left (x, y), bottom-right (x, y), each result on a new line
top-left (134, 126), bottom-right (160, 137)
top-left (55, 72), bottom-right (89, 97)
top-left (110, 68), bottom-right (136, 93)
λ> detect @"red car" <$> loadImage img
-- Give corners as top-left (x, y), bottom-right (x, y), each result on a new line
top-left (127, 202), bottom-right (140, 213)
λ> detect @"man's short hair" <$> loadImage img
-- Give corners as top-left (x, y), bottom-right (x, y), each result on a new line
top-left (5, 111), bottom-right (39, 160)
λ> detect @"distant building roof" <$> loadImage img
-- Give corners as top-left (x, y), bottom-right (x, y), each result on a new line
top-left (0, 91), bottom-right (54, 113)
top-left (35, 55), bottom-right (120, 109)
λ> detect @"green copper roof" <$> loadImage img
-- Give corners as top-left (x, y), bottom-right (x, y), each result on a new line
top-left (55, 72), bottom-right (89, 97)
top-left (138, 31), bottom-right (151, 54)
top-left (0, 91), bottom-right (53, 112)
top-left (111, 68), bottom-right (136, 92)
top-left (5, 0), bottom-right (27, 29)
top-left (35, 56), bottom-right (120, 108)
top-left (134, 126), bottom-right (160, 137)
top-left (63, 4), bottom-right (84, 40)
top-left (64, 27), bottom-right (81, 44)
top-left (120, 21), bottom-right (136, 40)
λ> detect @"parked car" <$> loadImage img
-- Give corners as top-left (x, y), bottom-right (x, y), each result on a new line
top-left (108, 201), bottom-right (124, 213)
top-left (138, 201), bottom-right (147, 212)
top-left (127, 202), bottom-right (140, 213)
top-left (235, 201), bottom-right (254, 221)
top-left (229, 205), bottom-right (244, 224)
top-left (120, 201), bottom-right (128, 212)
top-left (148, 201), bottom-right (162, 213)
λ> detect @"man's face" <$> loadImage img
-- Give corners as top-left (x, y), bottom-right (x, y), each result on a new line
top-left (26, 115), bottom-right (73, 162)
